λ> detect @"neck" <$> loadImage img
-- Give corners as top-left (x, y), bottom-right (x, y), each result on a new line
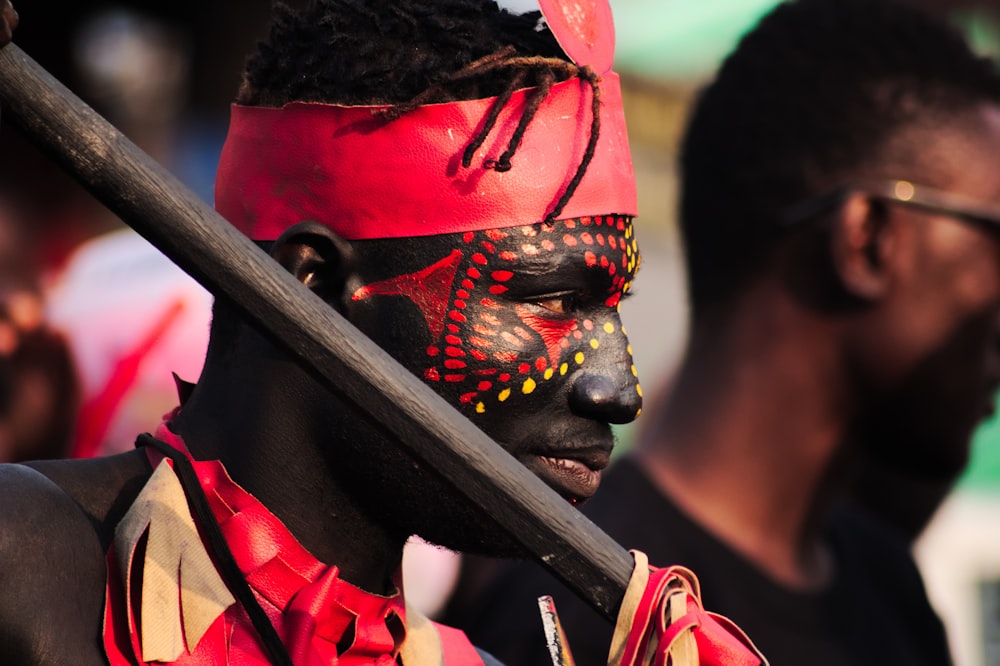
top-left (639, 285), bottom-right (852, 590)
top-left (171, 350), bottom-right (406, 595)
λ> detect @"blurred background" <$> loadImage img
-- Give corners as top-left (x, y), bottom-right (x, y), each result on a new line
top-left (2, 0), bottom-right (999, 663)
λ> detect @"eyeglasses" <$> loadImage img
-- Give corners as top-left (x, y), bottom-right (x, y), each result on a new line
top-left (780, 179), bottom-right (1000, 233)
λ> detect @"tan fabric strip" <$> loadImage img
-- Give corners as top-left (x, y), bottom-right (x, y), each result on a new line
top-left (607, 550), bottom-right (649, 665)
top-left (400, 602), bottom-right (445, 666)
top-left (668, 592), bottom-right (698, 666)
top-left (114, 461), bottom-right (235, 661)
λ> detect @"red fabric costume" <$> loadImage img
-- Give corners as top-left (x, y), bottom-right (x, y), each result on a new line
top-left (102, 420), bottom-right (484, 665)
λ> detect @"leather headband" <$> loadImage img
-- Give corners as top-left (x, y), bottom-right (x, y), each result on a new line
top-left (214, 73), bottom-right (636, 241)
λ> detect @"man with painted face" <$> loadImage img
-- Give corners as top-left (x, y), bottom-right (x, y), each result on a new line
top-left (0, 0), bottom-right (645, 663)
top-left (458, 0), bottom-right (1000, 664)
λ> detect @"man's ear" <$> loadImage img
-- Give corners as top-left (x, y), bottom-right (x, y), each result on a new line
top-left (829, 192), bottom-right (895, 301)
top-left (270, 221), bottom-right (355, 310)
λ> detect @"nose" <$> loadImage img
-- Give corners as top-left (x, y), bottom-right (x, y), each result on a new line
top-left (569, 372), bottom-right (642, 424)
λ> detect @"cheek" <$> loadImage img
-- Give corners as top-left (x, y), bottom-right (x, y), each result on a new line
top-left (954, 253), bottom-right (1000, 312)
top-left (356, 217), bottom-right (640, 415)
top-left (867, 247), bottom-right (1000, 393)
top-left (913, 247), bottom-right (1000, 349)
top-left (424, 301), bottom-right (573, 413)
top-left (424, 304), bottom-right (638, 417)
top-left (919, 225), bottom-right (1000, 316)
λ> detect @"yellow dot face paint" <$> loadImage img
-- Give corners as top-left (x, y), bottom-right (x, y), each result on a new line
top-left (358, 215), bottom-right (642, 423)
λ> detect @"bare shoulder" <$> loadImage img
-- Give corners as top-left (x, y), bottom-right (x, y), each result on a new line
top-left (0, 453), bottom-right (150, 664)
top-left (0, 460), bottom-right (104, 561)
top-left (26, 449), bottom-right (152, 546)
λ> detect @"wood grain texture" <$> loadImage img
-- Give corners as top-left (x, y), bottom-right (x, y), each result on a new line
top-left (0, 43), bottom-right (634, 618)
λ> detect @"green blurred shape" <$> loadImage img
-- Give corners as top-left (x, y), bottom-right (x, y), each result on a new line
top-left (961, 400), bottom-right (1000, 490)
top-left (611, 3), bottom-right (1000, 83)
top-left (612, 0), bottom-right (782, 81)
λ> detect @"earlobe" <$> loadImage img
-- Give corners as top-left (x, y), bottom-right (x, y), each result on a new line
top-left (270, 221), bottom-right (355, 308)
top-left (830, 193), bottom-right (893, 301)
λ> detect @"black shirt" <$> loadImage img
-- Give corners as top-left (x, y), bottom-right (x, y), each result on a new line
top-left (457, 457), bottom-right (952, 666)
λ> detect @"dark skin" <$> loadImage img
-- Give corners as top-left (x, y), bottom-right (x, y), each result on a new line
top-left (0, 216), bottom-right (641, 663)
top-left (0, 0), bottom-right (16, 45)
top-left (637, 107), bottom-right (1000, 590)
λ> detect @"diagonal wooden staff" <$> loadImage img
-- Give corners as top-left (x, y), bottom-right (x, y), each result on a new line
top-left (0, 42), bottom-right (633, 620)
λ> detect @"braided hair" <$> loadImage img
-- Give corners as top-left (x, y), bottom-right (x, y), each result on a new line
top-left (679, 0), bottom-right (1000, 315)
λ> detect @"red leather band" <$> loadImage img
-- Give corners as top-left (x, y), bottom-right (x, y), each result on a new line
top-left (214, 73), bottom-right (636, 241)
top-left (614, 557), bottom-right (769, 666)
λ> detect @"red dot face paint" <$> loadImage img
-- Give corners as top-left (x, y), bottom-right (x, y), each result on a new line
top-left (350, 216), bottom-right (641, 418)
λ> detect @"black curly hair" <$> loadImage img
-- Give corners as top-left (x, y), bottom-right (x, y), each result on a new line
top-left (237, 0), bottom-right (570, 107)
top-left (679, 0), bottom-right (1000, 315)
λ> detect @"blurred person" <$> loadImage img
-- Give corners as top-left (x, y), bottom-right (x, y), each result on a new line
top-left (456, 0), bottom-right (1000, 663)
top-left (43, 8), bottom-right (214, 459)
top-left (71, 8), bottom-right (191, 169)
top-left (45, 228), bottom-right (212, 458)
top-left (0, 195), bottom-right (78, 463)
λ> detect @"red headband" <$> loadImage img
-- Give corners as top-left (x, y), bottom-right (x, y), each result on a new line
top-left (215, 0), bottom-right (635, 240)
top-left (214, 73), bottom-right (636, 241)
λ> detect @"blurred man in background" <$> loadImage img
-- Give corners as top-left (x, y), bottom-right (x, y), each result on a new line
top-left (459, 0), bottom-right (1000, 663)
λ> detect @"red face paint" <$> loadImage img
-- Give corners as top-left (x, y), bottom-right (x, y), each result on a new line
top-left (351, 216), bottom-right (640, 417)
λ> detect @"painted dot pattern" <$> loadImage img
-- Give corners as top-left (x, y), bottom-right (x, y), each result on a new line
top-left (357, 216), bottom-right (641, 415)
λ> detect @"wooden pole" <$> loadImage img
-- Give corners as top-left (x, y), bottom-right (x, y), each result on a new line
top-left (0, 42), bottom-right (634, 619)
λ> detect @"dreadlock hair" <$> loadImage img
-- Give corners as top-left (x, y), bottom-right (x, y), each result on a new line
top-left (679, 0), bottom-right (1000, 318)
top-left (210, 0), bottom-right (583, 360)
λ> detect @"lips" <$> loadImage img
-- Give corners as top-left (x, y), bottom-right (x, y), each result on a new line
top-left (520, 447), bottom-right (611, 504)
